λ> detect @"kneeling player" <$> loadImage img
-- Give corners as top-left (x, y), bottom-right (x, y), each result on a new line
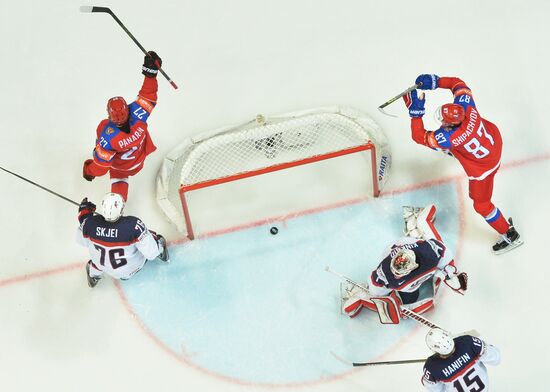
top-left (342, 204), bottom-right (467, 318)
top-left (422, 328), bottom-right (500, 391)
top-left (76, 193), bottom-right (169, 287)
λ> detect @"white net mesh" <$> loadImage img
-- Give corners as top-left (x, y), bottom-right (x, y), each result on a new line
top-left (157, 107), bottom-right (391, 235)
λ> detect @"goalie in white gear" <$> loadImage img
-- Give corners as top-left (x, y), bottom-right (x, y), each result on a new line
top-left (342, 204), bottom-right (468, 318)
top-left (422, 328), bottom-right (501, 391)
top-left (76, 193), bottom-right (169, 287)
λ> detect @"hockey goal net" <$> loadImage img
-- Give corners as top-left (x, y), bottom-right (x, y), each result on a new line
top-left (156, 107), bottom-right (391, 239)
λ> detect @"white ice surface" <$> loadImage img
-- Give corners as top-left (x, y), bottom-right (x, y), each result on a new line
top-left (1, 0), bottom-right (549, 391)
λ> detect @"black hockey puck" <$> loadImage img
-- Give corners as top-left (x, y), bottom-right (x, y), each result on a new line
top-left (270, 227), bottom-right (278, 235)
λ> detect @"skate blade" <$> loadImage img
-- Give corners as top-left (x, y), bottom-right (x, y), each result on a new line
top-left (493, 238), bottom-right (524, 255)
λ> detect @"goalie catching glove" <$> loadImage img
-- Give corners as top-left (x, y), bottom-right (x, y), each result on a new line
top-left (438, 264), bottom-right (468, 294)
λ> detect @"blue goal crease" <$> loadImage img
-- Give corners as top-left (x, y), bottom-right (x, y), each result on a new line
top-left (121, 182), bottom-right (460, 384)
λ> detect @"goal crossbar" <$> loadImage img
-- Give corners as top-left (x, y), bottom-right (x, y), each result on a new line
top-left (180, 142), bottom-right (379, 239)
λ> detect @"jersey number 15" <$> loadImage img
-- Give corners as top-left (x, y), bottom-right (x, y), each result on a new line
top-left (453, 368), bottom-right (486, 392)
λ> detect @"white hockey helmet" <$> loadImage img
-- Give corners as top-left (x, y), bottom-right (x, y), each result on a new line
top-left (389, 248), bottom-right (418, 277)
top-left (101, 192), bottom-right (125, 222)
top-left (426, 328), bottom-right (455, 356)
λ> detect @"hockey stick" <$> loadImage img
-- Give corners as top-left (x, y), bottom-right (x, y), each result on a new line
top-left (80, 6), bottom-right (179, 90)
top-left (330, 351), bottom-right (425, 367)
top-left (0, 165), bottom-right (79, 206)
top-left (324, 266), bottom-right (370, 292)
top-left (324, 265), bottom-right (444, 329)
top-left (378, 83), bottom-right (420, 117)
top-left (330, 329), bottom-right (480, 367)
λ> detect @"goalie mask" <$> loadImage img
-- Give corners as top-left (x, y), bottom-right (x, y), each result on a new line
top-left (426, 328), bottom-right (455, 356)
top-left (101, 192), bottom-right (125, 222)
top-left (389, 249), bottom-right (418, 278)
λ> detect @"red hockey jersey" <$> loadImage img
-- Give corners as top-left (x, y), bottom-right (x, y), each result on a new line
top-left (86, 77), bottom-right (158, 177)
top-left (411, 77), bottom-right (503, 180)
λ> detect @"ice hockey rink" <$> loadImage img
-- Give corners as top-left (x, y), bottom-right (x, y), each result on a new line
top-left (1, 0), bottom-right (549, 391)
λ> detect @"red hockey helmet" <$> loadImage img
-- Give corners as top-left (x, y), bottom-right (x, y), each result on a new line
top-left (107, 96), bottom-right (129, 125)
top-left (436, 103), bottom-right (465, 126)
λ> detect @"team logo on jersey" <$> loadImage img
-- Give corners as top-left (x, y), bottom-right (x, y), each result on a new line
top-left (106, 127), bottom-right (115, 135)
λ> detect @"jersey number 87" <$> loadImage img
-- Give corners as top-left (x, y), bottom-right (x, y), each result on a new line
top-left (464, 122), bottom-right (495, 159)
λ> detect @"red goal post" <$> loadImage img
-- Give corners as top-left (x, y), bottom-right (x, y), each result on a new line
top-left (156, 107), bottom-right (391, 239)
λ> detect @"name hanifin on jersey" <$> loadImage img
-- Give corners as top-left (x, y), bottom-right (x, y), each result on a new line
top-left (442, 353), bottom-right (472, 378)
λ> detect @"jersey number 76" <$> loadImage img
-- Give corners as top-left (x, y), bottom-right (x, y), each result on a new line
top-left (94, 245), bottom-right (128, 269)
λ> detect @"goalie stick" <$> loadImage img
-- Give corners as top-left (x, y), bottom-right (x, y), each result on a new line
top-left (378, 83), bottom-right (420, 117)
top-left (325, 265), bottom-right (444, 329)
top-left (325, 266), bottom-right (480, 334)
top-left (0, 165), bottom-right (79, 206)
top-left (80, 6), bottom-right (179, 90)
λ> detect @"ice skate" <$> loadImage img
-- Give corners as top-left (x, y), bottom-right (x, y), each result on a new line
top-left (86, 261), bottom-right (101, 288)
top-left (156, 234), bottom-right (170, 262)
top-left (492, 218), bottom-right (523, 255)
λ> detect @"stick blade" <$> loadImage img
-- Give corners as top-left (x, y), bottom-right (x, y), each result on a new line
top-left (330, 351), bottom-right (353, 366)
top-left (378, 106), bottom-right (398, 118)
top-left (80, 5), bottom-right (112, 14)
top-left (79, 6), bottom-right (94, 13)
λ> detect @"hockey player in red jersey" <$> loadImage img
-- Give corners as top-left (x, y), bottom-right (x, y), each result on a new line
top-left (403, 74), bottom-right (523, 254)
top-left (82, 51), bottom-right (162, 201)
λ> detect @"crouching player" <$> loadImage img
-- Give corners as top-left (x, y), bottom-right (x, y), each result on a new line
top-left (76, 193), bottom-right (169, 287)
top-left (342, 204), bottom-right (467, 319)
top-left (422, 328), bottom-right (500, 391)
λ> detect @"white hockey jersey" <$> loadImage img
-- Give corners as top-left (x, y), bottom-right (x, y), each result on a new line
top-left (422, 335), bottom-right (501, 391)
top-left (76, 214), bottom-right (161, 280)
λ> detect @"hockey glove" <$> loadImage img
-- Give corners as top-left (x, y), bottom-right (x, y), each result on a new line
top-left (403, 90), bottom-right (425, 118)
top-left (82, 159), bottom-right (95, 182)
top-left (78, 197), bottom-right (96, 224)
top-left (142, 51), bottom-right (162, 78)
top-left (442, 265), bottom-right (468, 294)
top-left (415, 74), bottom-right (440, 90)
top-left (457, 272), bottom-right (468, 290)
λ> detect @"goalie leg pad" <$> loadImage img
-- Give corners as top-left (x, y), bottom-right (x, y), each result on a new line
top-left (370, 292), bottom-right (403, 324)
top-left (343, 300), bottom-right (364, 318)
top-left (400, 297), bottom-right (435, 315)
top-left (415, 204), bottom-right (441, 240)
top-left (341, 282), bottom-right (370, 318)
